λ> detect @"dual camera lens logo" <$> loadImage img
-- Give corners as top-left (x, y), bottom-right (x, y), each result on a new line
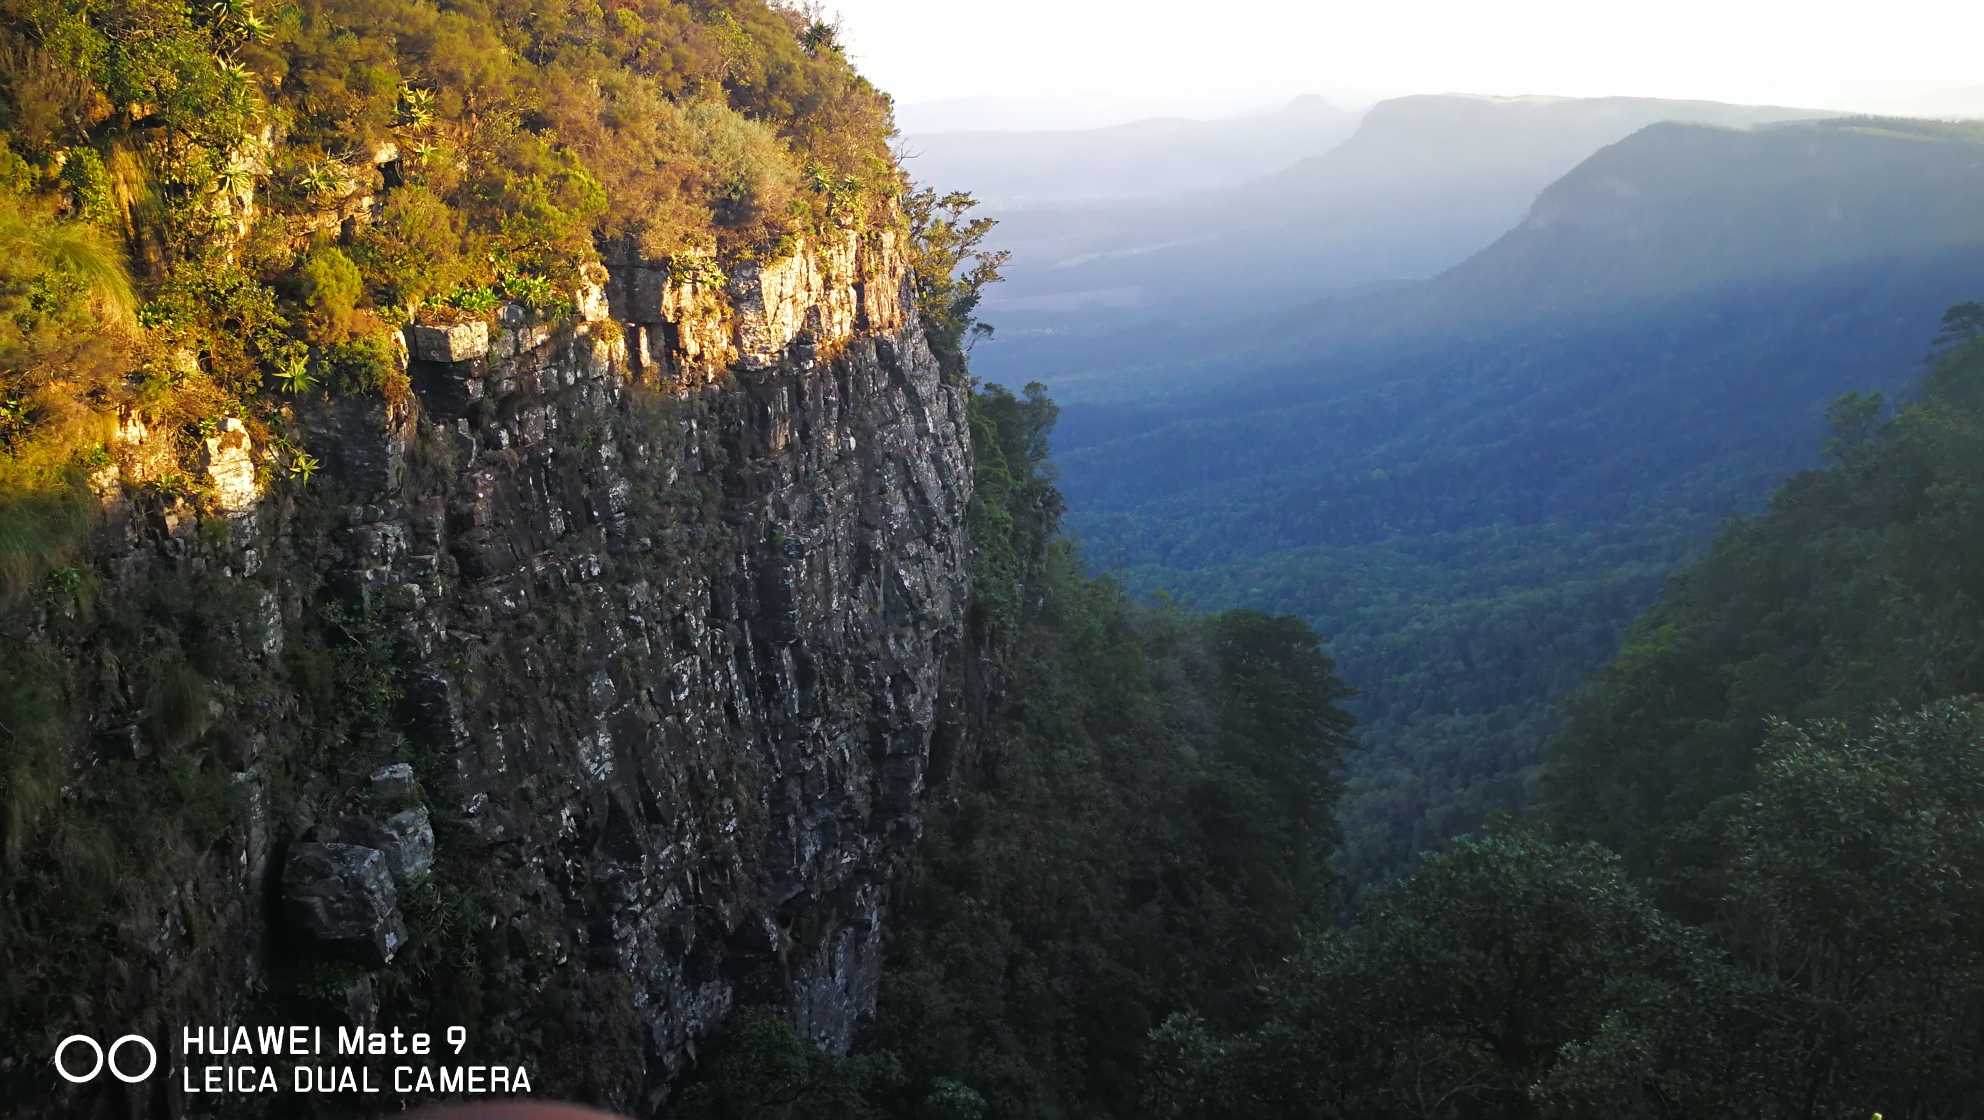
top-left (54, 1034), bottom-right (158, 1084)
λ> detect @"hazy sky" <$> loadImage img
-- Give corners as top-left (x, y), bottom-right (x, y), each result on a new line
top-left (824, 0), bottom-right (1984, 128)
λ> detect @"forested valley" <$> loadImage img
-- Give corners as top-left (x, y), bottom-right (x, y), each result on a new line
top-left (0, 0), bottom-right (1979, 1115)
top-left (677, 304), bottom-right (1984, 1120)
top-left (1046, 116), bottom-right (1984, 889)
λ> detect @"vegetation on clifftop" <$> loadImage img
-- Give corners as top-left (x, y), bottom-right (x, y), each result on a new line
top-left (0, 0), bottom-right (899, 569)
top-left (0, 0), bottom-right (906, 1097)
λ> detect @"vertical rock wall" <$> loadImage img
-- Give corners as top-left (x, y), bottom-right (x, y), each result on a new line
top-left (10, 229), bottom-right (971, 1115)
top-left (341, 231), bottom-right (970, 1104)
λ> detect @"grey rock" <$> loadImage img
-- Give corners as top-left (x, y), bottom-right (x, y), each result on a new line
top-left (350, 806), bottom-right (435, 882)
top-left (96, 725), bottom-right (148, 760)
top-left (410, 321), bottom-right (489, 363)
top-left (368, 763), bottom-right (419, 804)
top-left (281, 843), bottom-right (406, 964)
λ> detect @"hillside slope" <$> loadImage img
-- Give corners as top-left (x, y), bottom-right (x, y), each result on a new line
top-left (967, 94), bottom-right (1838, 388)
top-left (1048, 117), bottom-right (1984, 887)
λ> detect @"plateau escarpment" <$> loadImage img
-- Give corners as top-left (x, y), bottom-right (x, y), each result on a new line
top-left (5, 230), bottom-right (972, 1116)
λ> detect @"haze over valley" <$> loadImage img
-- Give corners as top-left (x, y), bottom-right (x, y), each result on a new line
top-left (10, 1), bottom-right (1984, 1115)
top-left (932, 96), bottom-right (1984, 886)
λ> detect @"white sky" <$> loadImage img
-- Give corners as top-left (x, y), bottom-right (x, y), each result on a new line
top-left (822, 0), bottom-right (1984, 128)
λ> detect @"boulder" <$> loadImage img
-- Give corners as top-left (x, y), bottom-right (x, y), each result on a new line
top-left (281, 842), bottom-right (406, 964)
top-left (350, 805), bottom-right (435, 882)
top-left (409, 320), bottom-right (489, 363)
top-left (369, 763), bottom-right (419, 804)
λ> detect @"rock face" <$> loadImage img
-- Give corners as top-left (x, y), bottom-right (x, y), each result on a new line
top-left (18, 226), bottom-right (970, 1116)
top-left (200, 417), bottom-right (258, 514)
top-left (376, 230), bottom-right (965, 1104)
top-left (350, 805), bottom-right (435, 881)
top-left (410, 320), bottom-right (491, 363)
top-left (282, 843), bottom-right (408, 965)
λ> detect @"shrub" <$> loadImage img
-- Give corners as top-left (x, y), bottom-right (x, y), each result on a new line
top-left (351, 186), bottom-right (469, 311)
top-left (300, 244), bottom-right (364, 344)
top-left (325, 335), bottom-right (408, 404)
top-left (682, 100), bottom-right (799, 235)
top-left (57, 146), bottom-right (115, 228)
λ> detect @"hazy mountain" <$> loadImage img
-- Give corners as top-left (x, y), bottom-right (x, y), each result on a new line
top-left (893, 93), bottom-right (1302, 134)
top-left (1037, 116), bottom-right (1984, 888)
top-left (898, 95), bottom-right (1359, 204)
top-left (968, 94), bottom-right (1840, 388)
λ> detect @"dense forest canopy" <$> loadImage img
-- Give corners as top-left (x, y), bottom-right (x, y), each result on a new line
top-left (5, 2), bottom-right (1984, 1115)
top-left (1543, 306), bottom-right (1984, 899)
top-left (1047, 119), bottom-right (1984, 889)
top-left (672, 309), bottom-right (1984, 1120)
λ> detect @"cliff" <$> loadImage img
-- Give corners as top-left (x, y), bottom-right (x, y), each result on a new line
top-left (3, 229), bottom-right (973, 1115)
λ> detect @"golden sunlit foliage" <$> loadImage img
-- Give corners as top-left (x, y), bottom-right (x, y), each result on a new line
top-left (0, 0), bottom-right (900, 580)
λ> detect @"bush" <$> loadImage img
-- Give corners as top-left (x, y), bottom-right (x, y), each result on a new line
top-left (324, 335), bottom-right (407, 403)
top-left (300, 244), bottom-right (364, 344)
top-left (57, 146), bottom-right (114, 228)
top-left (683, 100), bottom-right (799, 234)
top-left (352, 185), bottom-right (469, 311)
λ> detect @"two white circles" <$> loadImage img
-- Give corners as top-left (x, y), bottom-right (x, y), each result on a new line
top-left (54, 1034), bottom-right (157, 1083)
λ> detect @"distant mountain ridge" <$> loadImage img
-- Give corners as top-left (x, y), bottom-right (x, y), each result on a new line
top-left (968, 94), bottom-right (1841, 389)
top-left (900, 95), bottom-right (1359, 204)
top-left (1035, 114), bottom-right (1984, 889)
top-left (1035, 115), bottom-right (1984, 413)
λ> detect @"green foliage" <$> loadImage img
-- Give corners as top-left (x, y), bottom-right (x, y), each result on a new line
top-left (674, 1013), bottom-right (889, 1120)
top-left (56, 144), bottom-right (112, 226)
top-left (1714, 703), bottom-right (1984, 1112)
top-left (904, 189), bottom-right (1008, 373)
top-left (682, 98), bottom-right (799, 232)
top-left (1152, 825), bottom-right (1696, 1120)
top-left (851, 382), bottom-right (1357, 1119)
top-left (1542, 325), bottom-right (1984, 890)
top-left (0, 481), bottom-right (88, 593)
top-left (323, 333), bottom-right (406, 402)
top-left (0, 646), bottom-right (68, 864)
top-left (1523, 703), bottom-right (1984, 1119)
top-left (445, 282), bottom-right (500, 316)
top-left (320, 598), bottom-right (402, 722)
top-left (299, 243), bottom-right (362, 344)
top-left (296, 960), bottom-right (370, 1005)
top-left (0, 193), bottom-right (134, 487)
top-left (965, 381), bottom-right (1060, 637)
top-left (350, 185), bottom-right (466, 310)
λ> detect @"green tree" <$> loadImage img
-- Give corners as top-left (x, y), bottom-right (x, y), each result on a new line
top-left (1153, 825), bottom-right (1696, 1120)
top-left (299, 242), bottom-right (363, 344)
top-left (903, 188), bottom-right (1008, 373)
top-left (674, 1013), bottom-right (887, 1120)
top-left (1542, 319), bottom-right (1984, 895)
top-left (1722, 703), bottom-right (1984, 1115)
top-left (1534, 703), bottom-right (1984, 1119)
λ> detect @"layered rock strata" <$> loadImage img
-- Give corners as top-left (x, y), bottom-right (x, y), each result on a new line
top-left (19, 229), bottom-right (970, 1115)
